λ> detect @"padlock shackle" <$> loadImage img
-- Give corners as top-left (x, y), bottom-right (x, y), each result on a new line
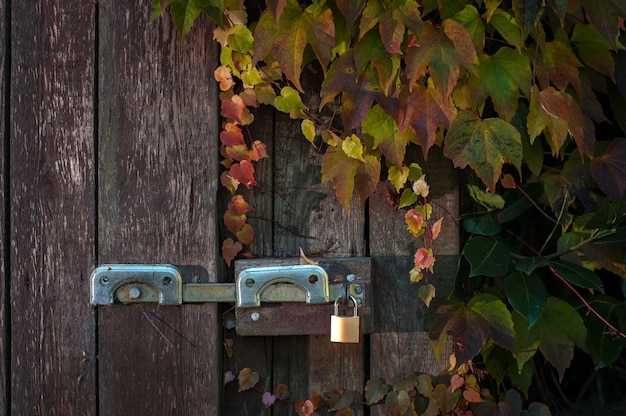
top-left (333, 294), bottom-right (358, 316)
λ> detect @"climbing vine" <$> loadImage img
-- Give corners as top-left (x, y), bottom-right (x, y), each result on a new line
top-left (153, 0), bottom-right (626, 413)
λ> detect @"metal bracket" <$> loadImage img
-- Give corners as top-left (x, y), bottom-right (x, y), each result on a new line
top-left (90, 263), bottom-right (330, 307)
top-left (90, 264), bottom-right (183, 305)
top-left (236, 265), bottom-right (329, 307)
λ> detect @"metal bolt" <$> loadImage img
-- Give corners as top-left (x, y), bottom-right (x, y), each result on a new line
top-left (128, 286), bottom-right (142, 300)
top-left (250, 312), bottom-right (260, 321)
top-left (354, 285), bottom-right (363, 295)
top-left (346, 274), bottom-right (356, 282)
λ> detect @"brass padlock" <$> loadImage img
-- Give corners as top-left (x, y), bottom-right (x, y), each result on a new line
top-left (330, 295), bottom-right (360, 343)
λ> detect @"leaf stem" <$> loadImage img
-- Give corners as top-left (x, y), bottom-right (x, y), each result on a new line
top-left (515, 183), bottom-right (557, 224)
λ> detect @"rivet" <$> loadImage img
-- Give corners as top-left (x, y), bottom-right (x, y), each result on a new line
top-left (250, 312), bottom-right (260, 321)
top-left (128, 286), bottom-right (142, 299)
top-left (354, 285), bottom-right (363, 294)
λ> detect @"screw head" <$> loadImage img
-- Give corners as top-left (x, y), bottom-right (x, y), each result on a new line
top-left (250, 312), bottom-right (260, 321)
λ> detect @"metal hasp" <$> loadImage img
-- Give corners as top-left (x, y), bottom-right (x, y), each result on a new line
top-left (90, 264), bottom-right (183, 305)
top-left (236, 265), bottom-right (329, 307)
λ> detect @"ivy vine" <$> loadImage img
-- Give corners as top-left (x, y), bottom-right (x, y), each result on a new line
top-left (153, 0), bottom-right (626, 413)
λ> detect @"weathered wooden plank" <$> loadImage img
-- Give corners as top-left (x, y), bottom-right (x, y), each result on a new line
top-left (9, 1), bottom-right (97, 414)
top-left (97, 3), bottom-right (220, 415)
top-left (369, 148), bottom-right (458, 415)
top-left (271, 91), bottom-right (367, 415)
top-left (0, 1), bottom-right (6, 413)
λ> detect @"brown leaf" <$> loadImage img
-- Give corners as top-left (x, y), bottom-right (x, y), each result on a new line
top-left (238, 368), bottom-right (260, 392)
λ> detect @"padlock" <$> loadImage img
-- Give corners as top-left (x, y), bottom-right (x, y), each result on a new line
top-left (330, 295), bottom-right (360, 343)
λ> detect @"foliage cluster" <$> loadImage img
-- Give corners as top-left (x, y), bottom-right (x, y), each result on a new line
top-left (153, 0), bottom-right (626, 412)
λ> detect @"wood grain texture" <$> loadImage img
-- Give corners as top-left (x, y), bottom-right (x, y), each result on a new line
top-left (368, 148), bottom-right (458, 416)
top-left (9, 1), bottom-right (97, 414)
top-left (271, 97), bottom-right (367, 415)
top-left (0, 1), bottom-right (6, 413)
top-left (97, 3), bottom-right (220, 415)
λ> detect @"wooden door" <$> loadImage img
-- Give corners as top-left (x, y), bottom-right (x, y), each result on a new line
top-left (1, 2), bottom-right (458, 415)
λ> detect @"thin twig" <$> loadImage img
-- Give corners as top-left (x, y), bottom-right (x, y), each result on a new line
top-left (142, 310), bottom-right (175, 349)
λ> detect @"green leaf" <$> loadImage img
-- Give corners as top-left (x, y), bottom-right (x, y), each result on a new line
top-left (167, 0), bottom-right (203, 38)
top-left (335, 0), bottom-right (366, 28)
top-left (342, 134), bottom-right (365, 161)
top-left (390, 373), bottom-right (418, 392)
top-left (453, 5), bottom-right (485, 52)
top-left (487, 9), bottom-right (523, 50)
top-left (577, 297), bottom-right (626, 368)
top-left (365, 378), bottom-right (389, 405)
top-left (462, 212), bottom-right (502, 236)
top-left (549, 260), bottom-right (604, 293)
top-left (405, 20), bottom-right (477, 99)
top-left (571, 24), bottom-right (615, 80)
top-left (444, 111), bottom-right (522, 191)
top-left (228, 25), bottom-right (254, 52)
top-left (419, 283), bottom-right (436, 307)
top-left (535, 39), bottom-right (583, 95)
top-left (321, 146), bottom-right (380, 210)
top-left (463, 236), bottom-right (511, 277)
top-left (388, 165), bottom-right (409, 192)
top-left (359, 0), bottom-right (422, 54)
top-left (399, 189), bottom-right (417, 209)
top-left (274, 86), bottom-right (308, 114)
top-left (466, 184), bottom-right (505, 210)
top-left (512, 0), bottom-right (543, 40)
top-left (469, 47), bottom-right (532, 121)
top-left (429, 293), bottom-right (516, 365)
top-left (504, 271), bottom-right (547, 327)
top-left (362, 105), bottom-right (406, 167)
top-left (580, 0), bottom-right (626, 49)
top-left (514, 256), bottom-right (549, 274)
top-left (385, 390), bottom-right (412, 416)
top-left (514, 297), bottom-right (587, 380)
top-left (253, 1), bottom-right (335, 92)
top-left (354, 27), bottom-right (401, 95)
top-left (301, 119), bottom-right (316, 143)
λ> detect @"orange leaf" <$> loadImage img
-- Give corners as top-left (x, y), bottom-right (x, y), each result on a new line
top-left (222, 238), bottom-right (242, 266)
top-left (249, 140), bottom-right (268, 161)
top-left (238, 368), bottom-right (259, 392)
top-left (228, 195), bottom-right (254, 215)
top-left (214, 65), bottom-right (234, 91)
top-left (224, 211), bottom-right (246, 233)
top-left (450, 374), bottom-right (465, 392)
top-left (221, 144), bottom-right (251, 161)
top-left (501, 173), bottom-right (516, 189)
top-left (236, 223), bottom-right (255, 245)
top-left (274, 384), bottom-right (290, 400)
top-left (220, 123), bottom-right (245, 146)
top-left (220, 171), bottom-right (239, 193)
top-left (405, 208), bottom-right (425, 236)
top-left (309, 391), bottom-right (326, 410)
top-left (431, 217), bottom-right (443, 240)
top-left (463, 386), bottom-right (484, 403)
top-left (295, 400), bottom-right (315, 416)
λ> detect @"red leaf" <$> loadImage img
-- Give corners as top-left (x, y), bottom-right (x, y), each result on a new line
top-left (222, 238), bottom-right (242, 266)
top-left (221, 144), bottom-right (251, 161)
top-left (450, 374), bottom-right (465, 392)
top-left (230, 160), bottom-right (257, 188)
top-left (220, 123), bottom-right (245, 146)
top-left (221, 94), bottom-right (246, 124)
top-left (591, 138), bottom-right (626, 201)
top-left (414, 247), bottom-right (435, 271)
top-left (463, 386), bottom-right (484, 403)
